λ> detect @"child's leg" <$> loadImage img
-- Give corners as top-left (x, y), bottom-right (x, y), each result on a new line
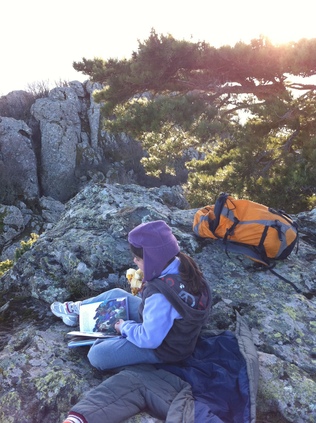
top-left (82, 288), bottom-right (142, 321)
top-left (87, 337), bottom-right (162, 371)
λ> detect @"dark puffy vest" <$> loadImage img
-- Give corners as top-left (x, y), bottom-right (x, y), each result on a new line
top-left (138, 274), bottom-right (211, 362)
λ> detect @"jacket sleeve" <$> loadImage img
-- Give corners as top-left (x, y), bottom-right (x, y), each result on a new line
top-left (121, 293), bottom-right (181, 348)
top-left (70, 364), bottom-right (194, 423)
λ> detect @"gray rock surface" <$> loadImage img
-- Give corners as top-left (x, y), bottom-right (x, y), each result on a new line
top-left (0, 196), bottom-right (65, 261)
top-left (0, 117), bottom-right (39, 203)
top-left (0, 183), bottom-right (315, 423)
top-left (31, 86), bottom-right (82, 201)
top-left (0, 90), bottom-right (34, 121)
top-left (0, 204), bottom-right (25, 251)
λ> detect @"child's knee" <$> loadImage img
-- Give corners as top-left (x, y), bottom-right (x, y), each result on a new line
top-left (87, 345), bottom-right (104, 370)
top-left (110, 288), bottom-right (127, 297)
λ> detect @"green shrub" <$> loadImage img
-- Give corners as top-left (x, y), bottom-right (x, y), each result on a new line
top-left (0, 259), bottom-right (13, 277)
top-left (14, 233), bottom-right (39, 261)
top-left (0, 233), bottom-right (39, 276)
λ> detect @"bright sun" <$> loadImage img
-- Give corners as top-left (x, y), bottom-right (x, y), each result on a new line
top-left (242, 2), bottom-right (316, 46)
top-left (264, 25), bottom-right (315, 46)
top-left (185, 1), bottom-right (316, 48)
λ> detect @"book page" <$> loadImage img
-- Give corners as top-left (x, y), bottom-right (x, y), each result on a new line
top-left (67, 331), bottom-right (113, 338)
top-left (78, 296), bottom-right (128, 335)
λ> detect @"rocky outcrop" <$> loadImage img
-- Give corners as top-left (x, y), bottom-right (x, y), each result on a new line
top-left (0, 183), bottom-right (315, 423)
top-left (0, 84), bottom-right (157, 206)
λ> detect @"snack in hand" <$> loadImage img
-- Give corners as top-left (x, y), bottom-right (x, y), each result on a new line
top-left (126, 268), bottom-right (144, 295)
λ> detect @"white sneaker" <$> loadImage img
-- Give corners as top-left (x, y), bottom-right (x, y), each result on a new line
top-left (50, 301), bottom-right (81, 327)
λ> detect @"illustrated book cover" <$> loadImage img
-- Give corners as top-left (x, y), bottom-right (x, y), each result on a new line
top-left (67, 296), bottom-right (129, 347)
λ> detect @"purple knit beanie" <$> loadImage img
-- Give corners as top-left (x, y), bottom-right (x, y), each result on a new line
top-left (128, 220), bottom-right (180, 281)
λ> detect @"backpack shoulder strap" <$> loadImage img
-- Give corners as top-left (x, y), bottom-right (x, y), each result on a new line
top-left (211, 192), bottom-right (230, 232)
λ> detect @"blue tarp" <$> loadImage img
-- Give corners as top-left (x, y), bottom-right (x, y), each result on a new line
top-left (158, 331), bottom-right (251, 423)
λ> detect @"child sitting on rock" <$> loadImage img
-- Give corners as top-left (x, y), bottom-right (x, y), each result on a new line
top-left (51, 220), bottom-right (212, 373)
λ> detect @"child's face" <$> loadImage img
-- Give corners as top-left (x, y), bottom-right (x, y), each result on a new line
top-left (133, 256), bottom-right (144, 272)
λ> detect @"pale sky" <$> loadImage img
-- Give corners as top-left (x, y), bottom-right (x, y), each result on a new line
top-left (1, 0), bottom-right (315, 96)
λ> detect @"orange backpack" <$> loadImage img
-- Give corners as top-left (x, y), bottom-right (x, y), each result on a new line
top-left (193, 193), bottom-right (298, 266)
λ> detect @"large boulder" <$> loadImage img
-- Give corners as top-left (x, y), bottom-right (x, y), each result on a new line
top-left (0, 117), bottom-right (39, 203)
top-left (0, 90), bottom-right (35, 121)
top-left (0, 183), bottom-right (315, 423)
top-left (31, 86), bottom-right (83, 201)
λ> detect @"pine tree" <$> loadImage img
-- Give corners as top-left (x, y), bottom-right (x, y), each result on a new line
top-left (73, 31), bottom-right (316, 212)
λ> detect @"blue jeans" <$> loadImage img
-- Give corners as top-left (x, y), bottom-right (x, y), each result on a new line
top-left (82, 288), bottom-right (163, 371)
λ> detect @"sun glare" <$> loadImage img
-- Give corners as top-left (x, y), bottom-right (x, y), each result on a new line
top-left (240, 2), bottom-right (315, 47)
top-left (184, 1), bottom-right (316, 48)
top-left (265, 27), bottom-right (315, 46)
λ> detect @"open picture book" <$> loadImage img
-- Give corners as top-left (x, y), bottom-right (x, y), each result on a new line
top-left (67, 296), bottom-right (129, 348)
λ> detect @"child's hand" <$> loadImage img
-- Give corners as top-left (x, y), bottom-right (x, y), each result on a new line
top-left (114, 319), bottom-right (125, 334)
